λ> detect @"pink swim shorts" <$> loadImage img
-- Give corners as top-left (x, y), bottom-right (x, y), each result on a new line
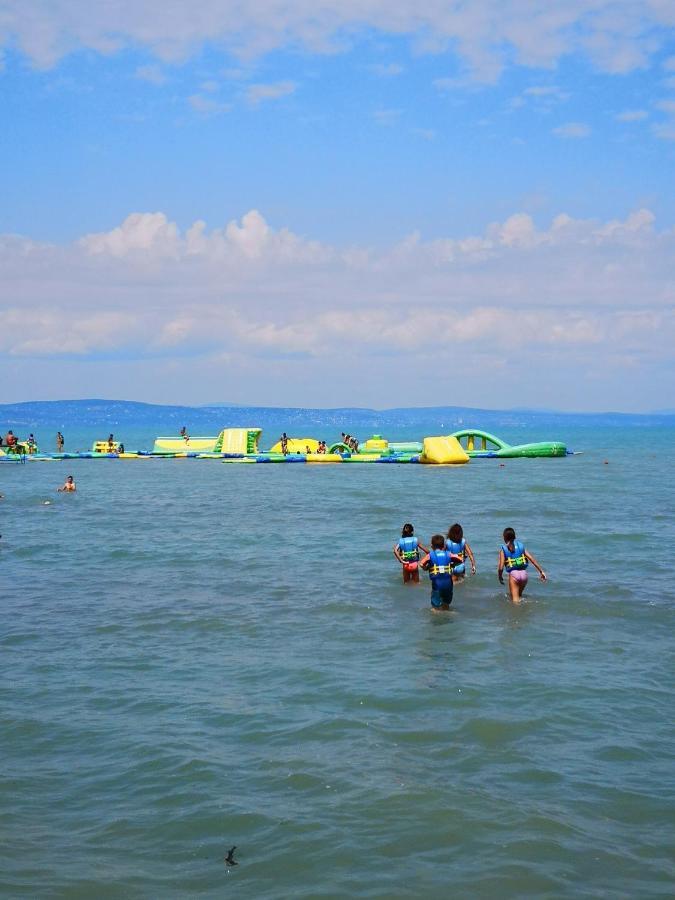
top-left (509, 570), bottom-right (528, 585)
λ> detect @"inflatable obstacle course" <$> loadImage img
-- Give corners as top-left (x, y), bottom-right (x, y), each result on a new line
top-left (5, 426), bottom-right (569, 465)
top-left (451, 429), bottom-right (568, 458)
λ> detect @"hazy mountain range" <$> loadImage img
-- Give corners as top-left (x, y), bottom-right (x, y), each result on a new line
top-left (0, 399), bottom-right (673, 431)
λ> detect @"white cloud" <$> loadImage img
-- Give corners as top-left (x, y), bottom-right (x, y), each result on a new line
top-left (245, 80), bottom-right (296, 105)
top-left (510, 84), bottom-right (570, 111)
top-left (79, 212), bottom-right (181, 257)
top-left (1, 1), bottom-right (673, 82)
top-left (2, 205), bottom-right (674, 408)
top-left (552, 121), bottom-right (591, 138)
top-left (1, 207), bottom-right (672, 366)
top-left (615, 109), bottom-right (648, 121)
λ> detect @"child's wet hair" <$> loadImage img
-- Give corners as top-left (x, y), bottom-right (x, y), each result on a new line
top-left (431, 534), bottom-right (445, 549)
top-left (401, 523), bottom-right (414, 537)
top-left (447, 523), bottom-right (463, 542)
top-left (503, 527), bottom-right (516, 542)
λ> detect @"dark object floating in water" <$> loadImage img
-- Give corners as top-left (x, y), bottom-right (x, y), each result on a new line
top-left (224, 846), bottom-right (238, 866)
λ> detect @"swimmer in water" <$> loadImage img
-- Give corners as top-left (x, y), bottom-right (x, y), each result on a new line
top-left (446, 523), bottom-right (476, 582)
top-left (498, 527), bottom-right (546, 603)
top-left (393, 523), bottom-right (428, 584)
top-left (58, 475), bottom-right (76, 492)
top-left (420, 534), bottom-right (464, 609)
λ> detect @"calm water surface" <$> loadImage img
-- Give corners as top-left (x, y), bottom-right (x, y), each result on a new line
top-left (1, 427), bottom-right (674, 897)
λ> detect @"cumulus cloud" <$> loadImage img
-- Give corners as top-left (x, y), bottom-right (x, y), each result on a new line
top-left (2, 205), bottom-right (673, 407)
top-left (1, 1), bottom-right (674, 82)
top-left (1, 207), bottom-right (672, 369)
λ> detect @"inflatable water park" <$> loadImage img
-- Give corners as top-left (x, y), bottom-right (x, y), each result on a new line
top-left (0, 427), bottom-right (571, 464)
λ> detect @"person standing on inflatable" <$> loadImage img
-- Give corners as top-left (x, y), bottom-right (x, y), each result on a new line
top-left (420, 534), bottom-right (464, 608)
top-left (498, 527), bottom-right (546, 603)
top-left (446, 523), bottom-right (476, 582)
top-left (393, 523), bottom-right (428, 584)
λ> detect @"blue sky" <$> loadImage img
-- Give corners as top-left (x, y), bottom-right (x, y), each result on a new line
top-left (0, 1), bottom-right (674, 411)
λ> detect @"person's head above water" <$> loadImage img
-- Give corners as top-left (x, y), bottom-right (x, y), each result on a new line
top-left (431, 534), bottom-right (446, 550)
top-left (401, 523), bottom-right (414, 537)
top-left (66, 475), bottom-right (74, 483)
top-left (448, 523), bottom-right (463, 542)
top-left (503, 527), bottom-right (516, 543)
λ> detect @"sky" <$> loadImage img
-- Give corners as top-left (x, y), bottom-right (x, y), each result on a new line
top-left (0, 1), bottom-right (674, 412)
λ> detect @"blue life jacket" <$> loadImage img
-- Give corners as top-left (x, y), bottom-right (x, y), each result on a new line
top-left (398, 536), bottom-right (419, 562)
top-left (502, 540), bottom-right (528, 571)
top-left (427, 549), bottom-right (454, 588)
top-left (446, 538), bottom-right (466, 560)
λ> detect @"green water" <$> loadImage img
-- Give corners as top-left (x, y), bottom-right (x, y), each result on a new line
top-left (1, 427), bottom-right (673, 897)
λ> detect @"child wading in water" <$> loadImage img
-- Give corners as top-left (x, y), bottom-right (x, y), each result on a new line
top-left (446, 523), bottom-right (476, 582)
top-left (498, 527), bottom-right (546, 603)
top-left (421, 534), bottom-right (464, 609)
top-left (393, 523), bottom-right (428, 584)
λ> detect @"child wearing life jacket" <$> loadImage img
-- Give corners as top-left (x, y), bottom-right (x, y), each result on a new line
top-left (498, 527), bottom-right (546, 603)
top-left (446, 523), bottom-right (476, 582)
top-left (420, 534), bottom-right (464, 608)
top-left (393, 523), bottom-right (428, 584)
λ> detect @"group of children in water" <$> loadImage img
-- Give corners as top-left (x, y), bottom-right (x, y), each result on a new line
top-left (394, 523), bottom-right (546, 608)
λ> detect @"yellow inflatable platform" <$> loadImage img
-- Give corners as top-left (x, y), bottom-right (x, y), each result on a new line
top-left (269, 437), bottom-right (320, 454)
top-left (420, 436), bottom-right (469, 465)
top-left (153, 436), bottom-right (217, 452)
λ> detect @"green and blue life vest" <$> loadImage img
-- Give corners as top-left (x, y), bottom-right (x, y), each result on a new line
top-left (398, 536), bottom-right (419, 562)
top-left (502, 540), bottom-right (528, 571)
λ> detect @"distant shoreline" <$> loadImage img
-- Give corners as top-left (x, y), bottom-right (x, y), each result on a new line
top-left (0, 399), bottom-right (673, 431)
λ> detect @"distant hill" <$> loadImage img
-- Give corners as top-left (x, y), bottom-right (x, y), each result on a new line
top-left (0, 398), bottom-right (673, 431)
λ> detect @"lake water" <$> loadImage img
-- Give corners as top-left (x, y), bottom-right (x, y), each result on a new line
top-left (1, 426), bottom-right (674, 897)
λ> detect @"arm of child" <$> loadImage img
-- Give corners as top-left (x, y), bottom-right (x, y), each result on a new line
top-left (525, 551), bottom-right (547, 581)
top-left (497, 549), bottom-right (505, 584)
top-left (465, 542), bottom-right (477, 574)
top-left (420, 553), bottom-right (431, 571)
top-left (417, 542), bottom-right (429, 555)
